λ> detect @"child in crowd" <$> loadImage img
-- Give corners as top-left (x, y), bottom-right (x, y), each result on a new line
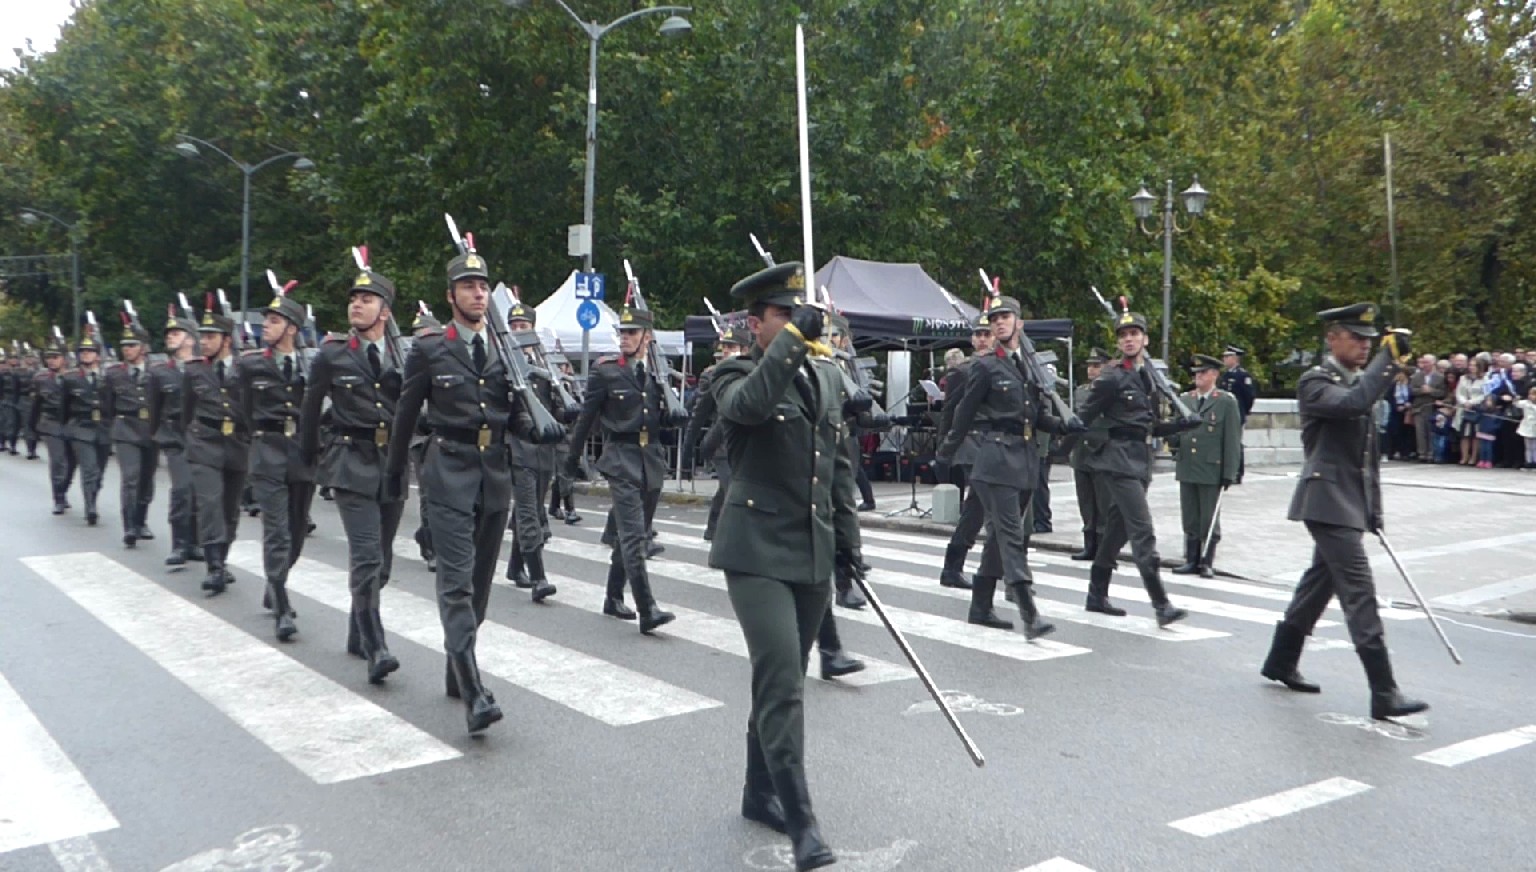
top-left (1476, 393), bottom-right (1504, 468)
top-left (1517, 386), bottom-right (1536, 470)
top-left (1433, 407), bottom-right (1456, 463)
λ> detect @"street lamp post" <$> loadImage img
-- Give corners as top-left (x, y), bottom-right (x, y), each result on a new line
top-left (1130, 176), bottom-right (1210, 364)
top-left (18, 208), bottom-right (82, 343)
top-left (173, 134), bottom-right (315, 319)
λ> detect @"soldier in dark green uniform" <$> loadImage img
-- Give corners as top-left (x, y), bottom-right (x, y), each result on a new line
top-left (0, 351), bottom-right (17, 454)
top-left (686, 326), bottom-right (749, 541)
top-left (58, 331), bottom-right (111, 526)
top-left (934, 311), bottom-right (995, 591)
top-left (16, 347), bottom-right (42, 459)
top-left (409, 306), bottom-right (441, 572)
top-left (547, 351), bottom-right (583, 525)
top-left (29, 339), bottom-right (76, 513)
top-left (181, 305), bottom-right (250, 596)
top-left (147, 309), bottom-right (202, 566)
top-left (301, 266), bottom-right (405, 682)
top-left (1261, 303), bottom-right (1428, 720)
top-left (1068, 348), bottom-right (1108, 560)
top-left (709, 262), bottom-right (851, 872)
top-left (502, 300), bottom-right (559, 603)
top-left (1168, 354), bottom-right (1242, 578)
top-left (1078, 310), bottom-right (1200, 625)
top-left (102, 316), bottom-right (159, 547)
top-left (564, 305), bottom-right (680, 632)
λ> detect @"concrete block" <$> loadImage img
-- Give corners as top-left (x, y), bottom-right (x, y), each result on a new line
top-left (930, 484), bottom-right (961, 524)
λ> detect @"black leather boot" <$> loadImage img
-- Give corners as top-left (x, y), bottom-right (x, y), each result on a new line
top-left (1070, 530), bottom-right (1097, 561)
top-left (186, 544), bottom-right (205, 562)
top-left (201, 544), bottom-right (227, 595)
top-left (84, 491), bottom-right (99, 526)
top-left (1199, 538), bottom-right (1218, 579)
top-left (346, 611), bottom-right (364, 658)
top-left (1171, 537), bottom-right (1200, 575)
top-left (415, 526), bottom-right (436, 572)
top-left (1142, 569), bottom-right (1188, 627)
top-left (1009, 581), bottom-right (1055, 640)
top-left (445, 656), bottom-right (460, 699)
top-left (270, 582), bottom-right (298, 642)
top-left (741, 730), bottom-right (787, 833)
top-left (768, 768), bottom-right (836, 871)
top-left (451, 650), bottom-right (503, 734)
top-left (358, 608), bottom-right (400, 684)
top-left (939, 542), bottom-right (973, 588)
top-left (1084, 564), bottom-right (1125, 616)
top-left (834, 585), bottom-right (866, 609)
top-left (505, 541), bottom-right (531, 587)
top-left (524, 550), bottom-right (557, 603)
top-left (1261, 622), bottom-right (1320, 693)
top-left (967, 577), bottom-right (1013, 630)
top-left (630, 568), bottom-right (675, 635)
top-left (820, 648), bottom-right (865, 679)
top-left (52, 496), bottom-right (68, 515)
top-left (1358, 644), bottom-right (1429, 720)
top-left (602, 560), bottom-right (635, 619)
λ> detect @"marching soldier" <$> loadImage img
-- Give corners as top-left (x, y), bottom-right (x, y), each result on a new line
top-left (709, 262), bottom-right (853, 871)
top-left (17, 348), bottom-right (42, 459)
top-left (687, 326), bottom-right (749, 541)
top-left (1218, 345), bottom-right (1258, 421)
top-left (1068, 348), bottom-right (1108, 560)
top-left (1168, 355), bottom-right (1242, 578)
top-left (300, 265), bottom-right (404, 682)
top-left (501, 300), bottom-right (558, 603)
top-left (386, 244), bottom-right (549, 734)
top-left (935, 295), bottom-right (1070, 637)
top-left (1261, 303), bottom-right (1429, 720)
top-left (147, 307), bottom-right (202, 566)
top-left (564, 304), bottom-right (679, 632)
top-left (181, 304), bottom-right (250, 596)
top-left (409, 306), bottom-right (440, 572)
top-left (547, 352), bottom-right (582, 525)
top-left (29, 338), bottom-right (76, 513)
top-left (1077, 310), bottom-right (1199, 625)
top-left (101, 316), bottom-right (159, 547)
top-left (934, 310), bottom-right (996, 591)
top-left (0, 350), bottom-right (16, 454)
top-left (241, 291), bottom-right (316, 641)
top-left (58, 331), bottom-right (112, 526)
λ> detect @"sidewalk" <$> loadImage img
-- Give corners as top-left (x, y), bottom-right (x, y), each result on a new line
top-left (581, 460), bottom-right (1536, 623)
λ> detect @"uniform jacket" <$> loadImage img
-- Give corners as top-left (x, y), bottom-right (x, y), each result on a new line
top-left (1287, 348), bottom-right (1397, 532)
top-left (1077, 358), bottom-right (1188, 482)
top-left (1218, 365), bottom-right (1258, 420)
top-left (180, 355), bottom-right (250, 472)
top-left (28, 370), bottom-right (66, 437)
top-left (1170, 389), bottom-right (1243, 486)
top-left (59, 369), bottom-right (111, 445)
top-left (101, 361), bottom-right (155, 445)
top-left (146, 359), bottom-right (189, 450)
top-left (566, 354), bottom-right (668, 485)
top-left (238, 347), bottom-right (314, 483)
top-left (936, 348), bottom-right (1061, 486)
top-left (386, 322), bottom-right (534, 515)
top-left (686, 364), bottom-right (725, 461)
top-left (508, 365), bottom-right (560, 474)
top-left (1067, 383), bottom-right (1093, 469)
top-left (707, 328), bottom-right (860, 584)
top-left (300, 333), bottom-right (402, 499)
top-left (935, 358), bottom-right (979, 468)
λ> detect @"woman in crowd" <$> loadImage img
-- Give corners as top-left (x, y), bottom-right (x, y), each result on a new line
top-left (1453, 358), bottom-right (1486, 465)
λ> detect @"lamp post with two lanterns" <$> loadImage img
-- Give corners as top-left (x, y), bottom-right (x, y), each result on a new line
top-left (1130, 177), bottom-right (1210, 364)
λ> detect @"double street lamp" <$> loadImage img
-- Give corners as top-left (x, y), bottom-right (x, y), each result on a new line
top-left (508, 0), bottom-right (692, 272)
top-left (1130, 176), bottom-right (1210, 364)
top-left (172, 134), bottom-right (315, 318)
top-left (17, 207), bottom-right (82, 342)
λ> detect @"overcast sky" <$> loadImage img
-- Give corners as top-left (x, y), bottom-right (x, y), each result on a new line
top-left (2, 0), bottom-right (77, 71)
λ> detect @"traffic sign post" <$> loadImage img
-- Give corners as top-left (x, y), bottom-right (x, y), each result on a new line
top-left (575, 271), bottom-right (606, 301)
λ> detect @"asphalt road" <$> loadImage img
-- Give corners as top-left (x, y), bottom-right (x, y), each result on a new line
top-left (2, 454), bottom-right (1533, 872)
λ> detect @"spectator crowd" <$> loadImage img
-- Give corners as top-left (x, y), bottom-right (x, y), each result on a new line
top-left (1385, 347), bottom-right (1536, 470)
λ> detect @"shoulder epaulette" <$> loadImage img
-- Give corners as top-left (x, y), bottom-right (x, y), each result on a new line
top-left (596, 354), bottom-right (620, 365)
top-left (240, 347), bottom-right (265, 357)
top-left (414, 327), bottom-right (444, 340)
top-left (323, 331), bottom-right (348, 344)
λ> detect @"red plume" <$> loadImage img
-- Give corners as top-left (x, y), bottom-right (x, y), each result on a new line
top-left (205, 291), bottom-right (214, 310)
top-left (120, 311), bottom-right (131, 325)
top-left (1118, 295), bottom-right (1129, 313)
top-left (358, 245), bottom-right (368, 267)
top-left (991, 276), bottom-right (1002, 296)
top-left (464, 232), bottom-right (475, 252)
top-left (283, 280), bottom-right (300, 293)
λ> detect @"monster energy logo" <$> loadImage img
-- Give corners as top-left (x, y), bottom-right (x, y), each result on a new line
top-left (911, 317), bottom-right (974, 335)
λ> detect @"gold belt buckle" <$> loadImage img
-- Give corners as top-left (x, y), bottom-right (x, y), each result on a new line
top-left (375, 425), bottom-right (390, 447)
top-left (1024, 423), bottom-right (1033, 441)
top-left (221, 419), bottom-right (234, 436)
top-left (284, 419), bottom-right (296, 438)
top-left (138, 408), bottom-right (149, 421)
top-left (477, 425), bottom-right (491, 451)
top-left (639, 430), bottom-right (649, 448)
top-left (91, 410), bottom-right (101, 422)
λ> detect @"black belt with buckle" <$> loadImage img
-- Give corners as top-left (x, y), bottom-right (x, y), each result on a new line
top-left (974, 421), bottom-right (1025, 436)
top-left (335, 425), bottom-right (391, 446)
top-left (252, 417), bottom-right (297, 436)
top-left (197, 415), bottom-right (244, 436)
top-left (436, 424), bottom-right (504, 449)
top-left (607, 431), bottom-right (650, 445)
top-left (1108, 426), bottom-right (1147, 441)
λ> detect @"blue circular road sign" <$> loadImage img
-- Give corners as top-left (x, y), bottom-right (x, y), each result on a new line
top-left (576, 299), bottom-right (601, 330)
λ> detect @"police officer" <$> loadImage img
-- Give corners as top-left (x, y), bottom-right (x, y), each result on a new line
top-left (147, 308), bottom-right (202, 566)
top-left (29, 338), bottom-right (76, 513)
top-left (102, 316), bottom-right (159, 547)
top-left (564, 304), bottom-right (679, 632)
top-left (934, 311), bottom-right (996, 591)
top-left (936, 295), bottom-right (1072, 637)
top-left (1169, 354), bottom-right (1242, 578)
top-left (1077, 310), bottom-right (1199, 625)
top-left (1068, 348), bottom-right (1108, 560)
top-left (501, 300), bottom-right (559, 603)
top-left (709, 262), bottom-right (852, 871)
top-left (181, 304), bottom-right (250, 596)
top-left (408, 306), bottom-right (441, 572)
top-left (1218, 345), bottom-right (1257, 421)
top-left (687, 326), bottom-right (749, 541)
top-left (301, 266), bottom-right (404, 682)
top-left (58, 331), bottom-right (112, 526)
top-left (386, 245), bottom-right (551, 735)
top-left (1261, 303), bottom-right (1428, 720)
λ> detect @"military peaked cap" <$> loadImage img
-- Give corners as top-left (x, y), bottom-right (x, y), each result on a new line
top-left (618, 305), bottom-right (654, 329)
top-left (987, 296), bottom-right (1024, 319)
top-left (1086, 347), bottom-right (1110, 364)
top-left (1190, 353), bottom-right (1223, 372)
top-left (412, 308), bottom-right (441, 333)
top-left (730, 261), bottom-right (809, 309)
top-left (165, 311), bottom-right (198, 336)
top-left (76, 332), bottom-right (100, 353)
top-left (447, 252), bottom-right (489, 283)
top-left (350, 269), bottom-right (397, 307)
top-left (1224, 344), bottom-right (1246, 356)
top-left (719, 326), bottom-right (751, 347)
top-left (1317, 302), bottom-right (1379, 338)
top-left (508, 301), bottom-right (537, 326)
top-left (266, 294), bottom-right (307, 327)
top-left (121, 321), bottom-right (151, 345)
top-left (1114, 310), bottom-right (1150, 334)
top-left (199, 307), bottom-right (235, 335)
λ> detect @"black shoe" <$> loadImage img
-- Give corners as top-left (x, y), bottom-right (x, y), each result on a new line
top-left (1085, 596), bottom-right (1126, 617)
top-left (270, 583), bottom-right (298, 641)
top-left (123, 534), bottom-right (137, 549)
top-left (1198, 541), bottom-right (1218, 579)
top-left (524, 551), bottom-right (557, 603)
top-left (603, 597), bottom-right (636, 620)
top-left (1008, 581), bottom-right (1056, 640)
top-left (967, 609), bottom-right (1014, 630)
top-left (505, 552), bottom-right (531, 588)
top-left (136, 526), bottom-right (155, 541)
top-left (1155, 604), bottom-right (1189, 627)
top-left (564, 511), bottom-right (582, 525)
top-left (639, 608), bottom-right (675, 635)
top-left (741, 732), bottom-right (787, 834)
top-left (1171, 537), bottom-right (1200, 575)
top-left (768, 768), bottom-right (836, 872)
top-left (1358, 644), bottom-right (1429, 720)
top-left (165, 551), bottom-right (186, 567)
top-left (1070, 533), bottom-right (1097, 561)
top-left (549, 507), bottom-right (565, 522)
top-left (451, 653), bottom-right (503, 734)
top-left (360, 609), bottom-right (400, 684)
top-left (939, 568), bottom-right (973, 589)
top-left (86, 511), bottom-right (98, 526)
top-left (645, 542), bottom-right (665, 558)
top-left (275, 612), bottom-right (298, 642)
top-left (856, 500), bottom-right (876, 512)
top-left (1260, 623), bottom-right (1321, 693)
top-left (201, 570), bottom-right (227, 595)
top-left (819, 649), bottom-right (866, 679)
top-left (186, 545), bottom-right (205, 562)
top-left (835, 587), bottom-right (866, 609)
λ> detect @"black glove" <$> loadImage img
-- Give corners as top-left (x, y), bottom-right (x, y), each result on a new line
top-left (561, 401), bottom-right (582, 424)
top-left (532, 420), bottom-right (567, 445)
top-left (835, 549), bottom-right (867, 587)
top-left (1063, 416), bottom-right (1087, 434)
top-left (1221, 479), bottom-right (1234, 490)
top-left (1178, 414), bottom-right (1202, 432)
top-left (1383, 328), bottom-right (1412, 360)
top-left (790, 304), bottom-right (825, 342)
top-left (666, 408), bottom-right (690, 428)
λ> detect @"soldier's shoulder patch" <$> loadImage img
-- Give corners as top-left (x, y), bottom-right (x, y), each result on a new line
top-left (595, 354), bottom-right (621, 366)
top-left (240, 348), bottom-right (265, 357)
top-left (323, 331), bottom-right (348, 344)
top-left (414, 327), bottom-right (444, 340)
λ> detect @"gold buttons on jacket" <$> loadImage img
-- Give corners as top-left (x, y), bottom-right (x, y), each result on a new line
top-left (746, 499), bottom-right (755, 507)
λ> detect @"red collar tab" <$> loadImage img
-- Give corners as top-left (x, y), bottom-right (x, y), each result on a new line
top-left (349, 336), bottom-right (360, 351)
top-left (445, 324), bottom-right (459, 341)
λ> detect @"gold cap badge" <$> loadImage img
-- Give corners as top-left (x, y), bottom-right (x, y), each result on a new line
top-left (786, 269), bottom-right (805, 291)
top-left (1359, 307), bottom-right (1375, 324)
top-left (355, 272), bottom-right (371, 286)
top-left (202, 312), bottom-right (215, 325)
top-left (465, 255), bottom-right (484, 270)
top-left (620, 309), bottom-right (634, 323)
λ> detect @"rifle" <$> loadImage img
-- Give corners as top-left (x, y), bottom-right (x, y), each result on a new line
top-left (979, 270), bottom-right (1080, 428)
top-left (493, 281), bottom-right (581, 421)
top-left (442, 213), bottom-right (565, 444)
top-left (1085, 285), bottom-right (1196, 419)
top-left (84, 311), bottom-right (115, 363)
top-left (177, 292), bottom-right (197, 324)
top-left (351, 246), bottom-right (407, 371)
top-left (621, 259), bottom-right (689, 423)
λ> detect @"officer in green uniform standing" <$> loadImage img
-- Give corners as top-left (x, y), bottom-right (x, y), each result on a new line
top-left (1169, 354), bottom-right (1242, 578)
top-left (710, 261), bottom-right (856, 872)
top-left (182, 304), bottom-right (250, 595)
top-left (502, 300), bottom-right (560, 603)
top-left (102, 316), bottom-right (159, 547)
top-left (1068, 348), bottom-right (1108, 560)
top-left (147, 308), bottom-right (202, 566)
top-left (59, 330), bottom-right (111, 526)
top-left (29, 338), bottom-right (76, 513)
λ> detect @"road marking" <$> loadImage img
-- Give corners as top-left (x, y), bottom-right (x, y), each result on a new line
top-left (24, 552), bottom-right (460, 785)
top-left (1414, 725), bottom-right (1536, 767)
top-left (1168, 776), bottom-right (1372, 837)
top-left (48, 836), bottom-right (114, 872)
top-left (1018, 859), bottom-right (1096, 872)
top-left (228, 544), bottom-right (722, 726)
top-left (1273, 531), bottom-right (1536, 584)
top-left (543, 538), bottom-right (1092, 664)
top-left (1430, 575), bottom-right (1536, 607)
top-left (540, 572), bottom-right (913, 686)
top-left (0, 671), bottom-right (119, 855)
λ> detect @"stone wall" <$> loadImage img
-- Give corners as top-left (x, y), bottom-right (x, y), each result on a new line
top-left (1243, 398), bottom-right (1303, 466)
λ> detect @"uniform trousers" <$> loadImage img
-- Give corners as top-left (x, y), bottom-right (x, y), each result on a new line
top-left (703, 452), bottom-right (731, 540)
top-left (551, 441), bottom-right (574, 508)
top-left (70, 435), bottom-right (110, 504)
top-left (410, 440), bottom-right (432, 551)
top-left (1281, 522), bottom-right (1386, 649)
top-left (726, 572), bottom-right (832, 776)
top-left (43, 433), bottom-right (77, 501)
top-left (425, 495), bottom-right (508, 657)
top-left (1178, 482), bottom-right (1222, 543)
top-left (511, 463), bottom-right (552, 554)
top-left (1074, 467), bottom-right (1100, 534)
top-left (946, 480), bottom-right (986, 559)
top-left (601, 474), bottom-right (661, 590)
top-left (190, 462), bottom-right (244, 548)
top-left (115, 441), bottom-right (159, 532)
top-left (250, 473), bottom-right (315, 584)
top-left (1091, 473), bottom-right (1166, 599)
top-left (970, 479), bottom-right (1035, 584)
top-left (162, 446), bottom-right (196, 551)
top-left (334, 489), bottom-right (403, 610)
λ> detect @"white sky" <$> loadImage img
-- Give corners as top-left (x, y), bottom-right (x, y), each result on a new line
top-left (1, 0), bottom-right (78, 70)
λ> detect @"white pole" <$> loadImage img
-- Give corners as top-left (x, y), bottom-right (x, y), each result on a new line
top-left (795, 24), bottom-right (816, 287)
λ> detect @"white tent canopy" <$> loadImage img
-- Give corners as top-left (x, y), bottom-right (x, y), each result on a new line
top-left (534, 270), bottom-right (686, 359)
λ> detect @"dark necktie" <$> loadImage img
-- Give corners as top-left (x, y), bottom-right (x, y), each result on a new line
top-left (472, 335), bottom-right (486, 372)
top-left (282, 355), bottom-right (293, 383)
top-left (635, 362), bottom-right (646, 382)
top-left (217, 361), bottom-right (226, 384)
top-left (367, 343), bottom-right (382, 378)
top-left (132, 367), bottom-right (141, 385)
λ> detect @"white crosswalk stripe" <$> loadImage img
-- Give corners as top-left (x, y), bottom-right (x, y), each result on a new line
top-left (226, 543), bottom-right (722, 727)
top-left (22, 552), bottom-right (462, 785)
